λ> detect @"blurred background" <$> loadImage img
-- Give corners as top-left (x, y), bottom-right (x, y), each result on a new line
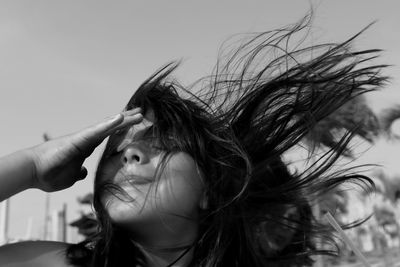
top-left (0, 1), bottom-right (399, 266)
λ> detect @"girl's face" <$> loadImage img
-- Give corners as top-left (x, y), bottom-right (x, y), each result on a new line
top-left (96, 109), bottom-right (204, 229)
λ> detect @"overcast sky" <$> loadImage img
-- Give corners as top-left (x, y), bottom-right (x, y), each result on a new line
top-left (1, 0), bottom-right (399, 241)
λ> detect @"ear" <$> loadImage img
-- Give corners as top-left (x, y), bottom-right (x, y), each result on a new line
top-left (199, 191), bottom-right (208, 210)
top-left (195, 163), bottom-right (208, 210)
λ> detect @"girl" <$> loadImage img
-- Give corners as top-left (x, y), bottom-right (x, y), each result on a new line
top-left (0, 19), bottom-right (388, 266)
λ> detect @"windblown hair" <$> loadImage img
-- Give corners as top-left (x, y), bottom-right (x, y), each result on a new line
top-left (67, 17), bottom-right (388, 267)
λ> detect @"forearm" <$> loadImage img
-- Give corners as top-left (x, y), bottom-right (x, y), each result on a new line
top-left (0, 149), bottom-right (35, 202)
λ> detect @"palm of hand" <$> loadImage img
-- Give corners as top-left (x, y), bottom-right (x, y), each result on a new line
top-left (32, 137), bottom-right (89, 192)
top-left (29, 109), bottom-right (143, 192)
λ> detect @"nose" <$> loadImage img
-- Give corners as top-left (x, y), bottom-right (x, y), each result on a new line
top-left (121, 145), bottom-right (149, 165)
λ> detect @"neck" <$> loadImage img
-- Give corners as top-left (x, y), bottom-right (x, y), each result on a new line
top-left (137, 243), bottom-right (195, 267)
top-left (127, 218), bottom-right (198, 267)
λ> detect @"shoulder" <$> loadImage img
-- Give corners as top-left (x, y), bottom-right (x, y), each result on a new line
top-left (0, 240), bottom-right (75, 267)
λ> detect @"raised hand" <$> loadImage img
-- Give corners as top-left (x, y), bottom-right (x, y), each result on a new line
top-left (29, 108), bottom-right (143, 192)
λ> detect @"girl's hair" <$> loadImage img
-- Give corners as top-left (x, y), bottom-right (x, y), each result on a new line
top-left (67, 17), bottom-right (388, 266)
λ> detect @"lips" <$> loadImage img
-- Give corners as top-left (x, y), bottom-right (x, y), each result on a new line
top-left (114, 174), bottom-right (155, 186)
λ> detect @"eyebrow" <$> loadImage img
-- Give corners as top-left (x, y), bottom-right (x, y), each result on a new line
top-left (115, 124), bottom-right (157, 152)
top-left (131, 124), bottom-right (155, 140)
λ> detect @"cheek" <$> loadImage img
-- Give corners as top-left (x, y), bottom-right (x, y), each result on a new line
top-left (156, 153), bottom-right (204, 215)
top-left (99, 152), bottom-right (204, 224)
top-left (95, 156), bottom-right (122, 186)
top-left (104, 198), bottom-right (138, 222)
top-left (102, 184), bottom-right (153, 224)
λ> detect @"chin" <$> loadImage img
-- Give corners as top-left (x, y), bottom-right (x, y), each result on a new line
top-left (103, 195), bottom-right (136, 218)
top-left (104, 197), bottom-right (154, 226)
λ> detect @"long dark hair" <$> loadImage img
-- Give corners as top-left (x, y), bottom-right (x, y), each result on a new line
top-left (67, 17), bottom-right (388, 266)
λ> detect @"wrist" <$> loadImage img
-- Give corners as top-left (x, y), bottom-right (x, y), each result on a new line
top-left (0, 148), bottom-right (38, 201)
top-left (19, 148), bottom-right (39, 190)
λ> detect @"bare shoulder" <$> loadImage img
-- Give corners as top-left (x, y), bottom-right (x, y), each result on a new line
top-left (0, 240), bottom-right (75, 267)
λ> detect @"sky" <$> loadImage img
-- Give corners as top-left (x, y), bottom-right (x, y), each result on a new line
top-left (0, 0), bottom-right (399, 241)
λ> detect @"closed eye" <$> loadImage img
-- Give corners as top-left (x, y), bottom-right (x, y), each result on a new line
top-left (103, 149), bottom-right (121, 159)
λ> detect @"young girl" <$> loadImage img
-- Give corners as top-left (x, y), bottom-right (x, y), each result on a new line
top-left (0, 19), bottom-right (388, 266)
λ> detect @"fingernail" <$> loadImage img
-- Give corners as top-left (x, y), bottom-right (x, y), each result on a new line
top-left (126, 107), bottom-right (142, 114)
top-left (134, 113), bottom-right (143, 120)
top-left (110, 113), bottom-right (122, 122)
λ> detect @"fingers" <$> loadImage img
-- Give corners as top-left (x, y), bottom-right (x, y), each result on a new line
top-left (81, 108), bottom-right (143, 139)
top-left (113, 108), bottom-right (145, 133)
top-left (103, 108), bottom-right (144, 136)
top-left (72, 108), bottom-right (143, 152)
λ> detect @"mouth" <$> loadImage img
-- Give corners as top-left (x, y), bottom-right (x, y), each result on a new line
top-left (114, 174), bottom-right (155, 186)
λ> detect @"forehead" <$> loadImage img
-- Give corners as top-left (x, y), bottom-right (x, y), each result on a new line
top-left (106, 109), bottom-right (156, 153)
top-left (128, 109), bottom-right (155, 138)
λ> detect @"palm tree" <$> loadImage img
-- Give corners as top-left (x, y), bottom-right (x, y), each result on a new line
top-left (69, 193), bottom-right (98, 239)
top-left (378, 104), bottom-right (400, 139)
top-left (307, 95), bottom-right (379, 157)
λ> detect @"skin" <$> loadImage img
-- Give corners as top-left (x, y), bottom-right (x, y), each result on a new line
top-left (96, 109), bottom-right (205, 267)
top-left (0, 108), bottom-right (143, 202)
top-left (0, 108), bottom-right (204, 267)
top-left (0, 109), bottom-right (143, 267)
top-left (0, 241), bottom-right (71, 267)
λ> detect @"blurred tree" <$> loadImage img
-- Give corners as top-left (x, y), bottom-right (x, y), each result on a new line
top-left (307, 95), bottom-right (379, 157)
top-left (319, 188), bottom-right (348, 215)
top-left (374, 204), bottom-right (399, 239)
top-left (378, 104), bottom-right (400, 139)
top-left (69, 193), bottom-right (98, 239)
top-left (305, 95), bottom-right (379, 215)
